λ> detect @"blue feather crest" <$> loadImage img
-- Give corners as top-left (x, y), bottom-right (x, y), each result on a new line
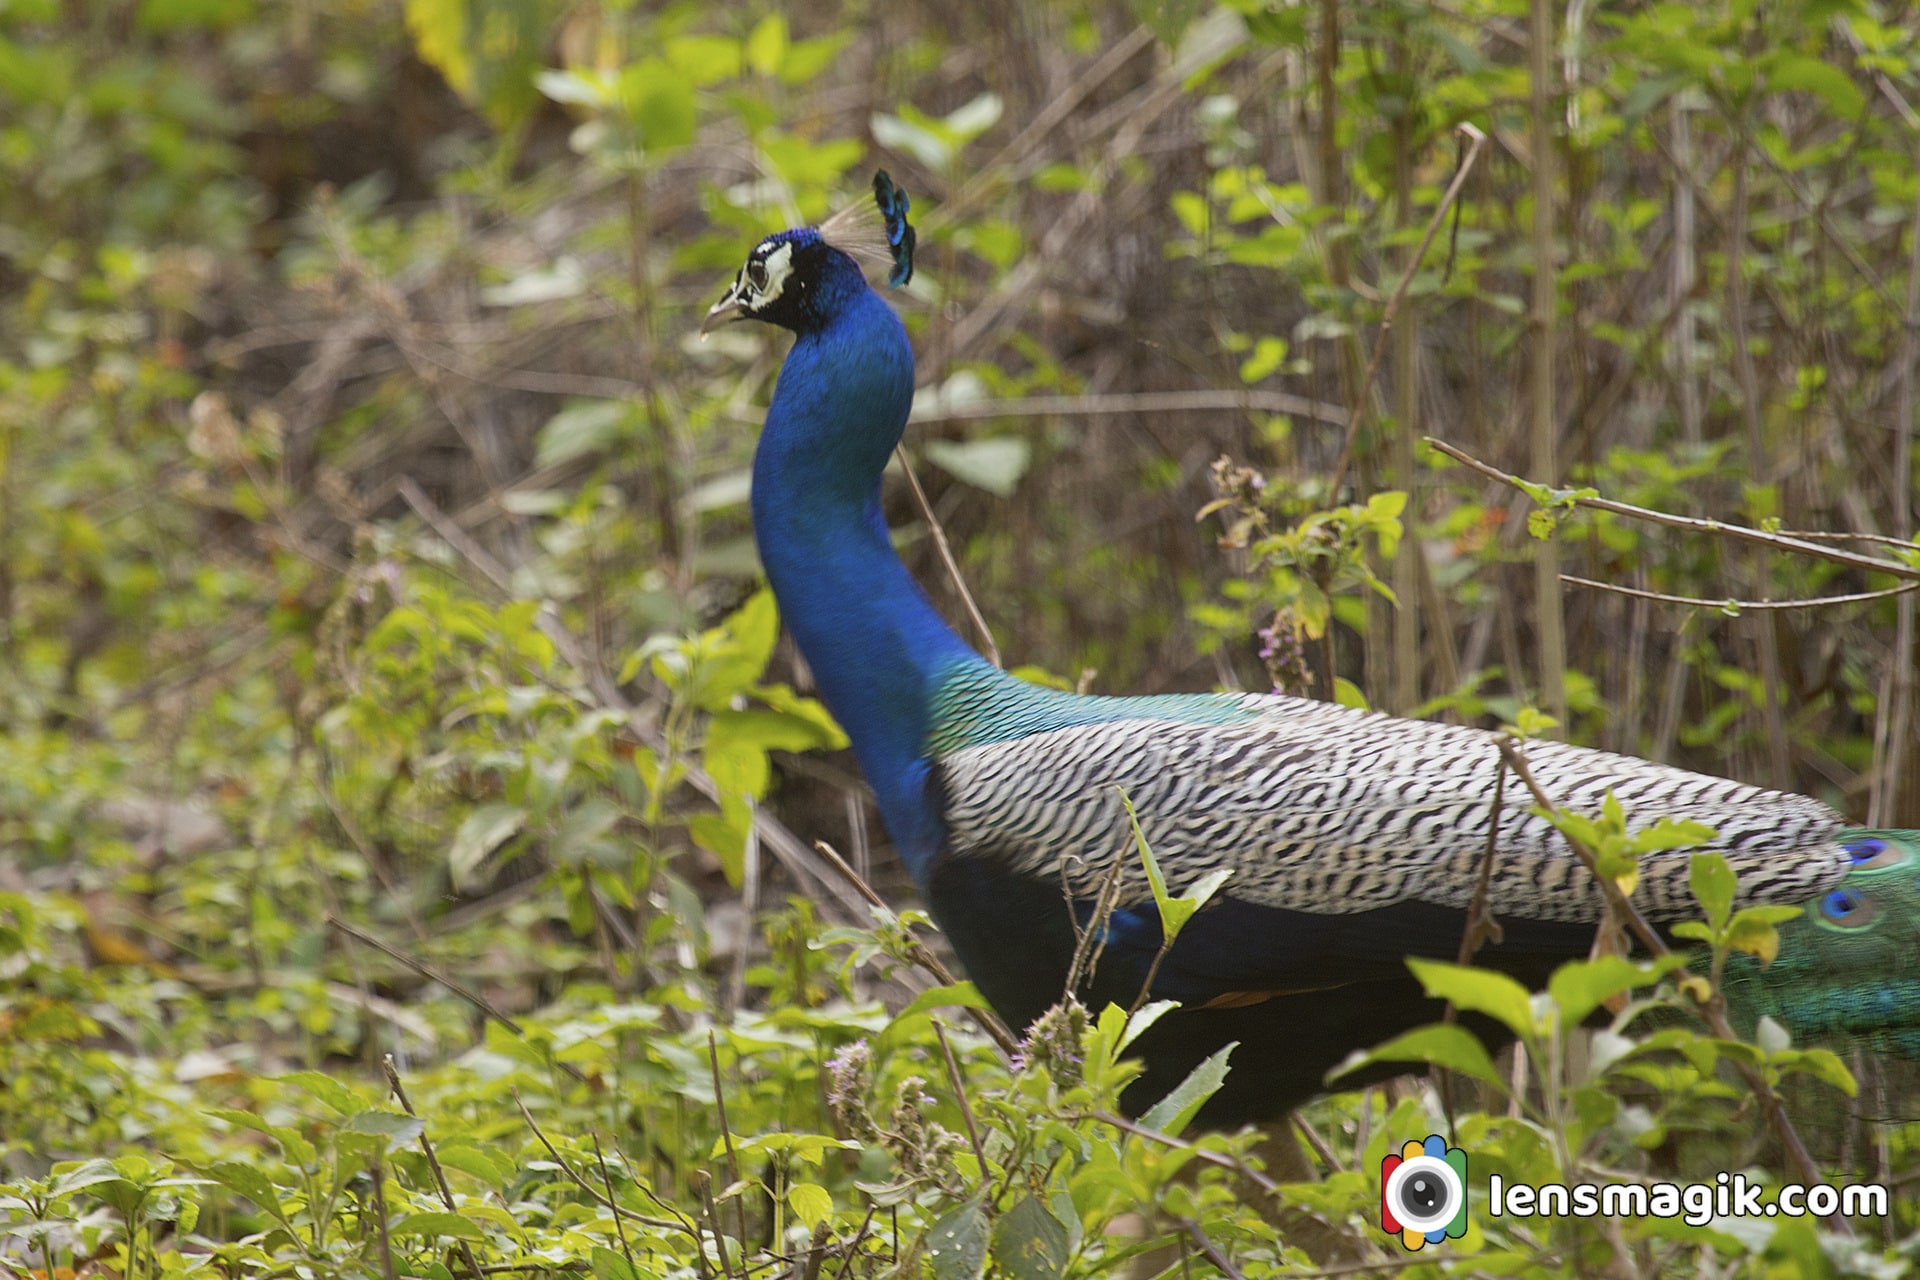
top-left (815, 171), bottom-right (916, 288)
top-left (873, 170), bottom-right (915, 287)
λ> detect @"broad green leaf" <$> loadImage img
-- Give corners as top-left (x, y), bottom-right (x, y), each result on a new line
top-left (1329, 1023), bottom-right (1503, 1090)
top-left (745, 15), bottom-right (787, 76)
top-left (276, 1070), bottom-right (361, 1116)
top-left (925, 1197), bottom-right (989, 1280)
top-left (924, 438), bottom-right (1033, 498)
top-left (50, 1159), bottom-right (132, 1197)
top-left (1548, 955), bottom-right (1683, 1027)
top-left (1138, 1042), bottom-right (1235, 1136)
top-left (1689, 851), bottom-right (1735, 930)
top-left (448, 803), bottom-right (526, 891)
top-left (404, 0), bottom-right (472, 97)
top-left (1332, 677), bottom-right (1369, 709)
top-left (201, 1162), bottom-right (284, 1220)
top-left (893, 981), bottom-right (995, 1023)
top-left (433, 1144), bottom-right (514, 1186)
top-left (1776, 1046), bottom-right (1857, 1097)
top-left (342, 1110), bottom-right (425, 1147)
top-left (787, 1182), bottom-right (832, 1230)
top-left (536, 400), bottom-right (629, 469)
top-left (1117, 999), bottom-right (1179, 1053)
top-left (1765, 52), bottom-right (1864, 118)
top-left (392, 1212), bottom-right (487, 1240)
top-left (665, 34), bottom-right (740, 86)
top-left (590, 1246), bottom-right (640, 1280)
top-left (1407, 958), bottom-right (1534, 1039)
top-left (1725, 906), bottom-right (1803, 965)
top-left (617, 63), bottom-right (695, 154)
top-left (992, 1195), bottom-right (1071, 1280)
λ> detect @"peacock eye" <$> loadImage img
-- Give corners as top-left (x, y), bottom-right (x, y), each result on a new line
top-left (747, 259), bottom-right (769, 290)
top-left (1841, 836), bottom-right (1903, 871)
top-left (1819, 888), bottom-right (1879, 929)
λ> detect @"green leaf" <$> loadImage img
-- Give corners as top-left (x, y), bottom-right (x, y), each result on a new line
top-left (923, 438), bottom-right (1033, 498)
top-left (1138, 1041), bottom-right (1235, 1136)
top-left (341, 1110), bottom-right (426, 1149)
top-left (1547, 955), bottom-right (1682, 1027)
top-left (1238, 335), bottom-right (1287, 383)
top-left (136, 0), bottom-right (251, 31)
top-left (991, 1195), bottom-right (1071, 1280)
top-left (1117, 999), bottom-right (1179, 1053)
top-left (404, 0), bottom-right (472, 98)
top-left (942, 92), bottom-right (1003, 144)
top-left (787, 1182), bottom-right (832, 1230)
top-left (1329, 1023), bottom-right (1503, 1090)
top-left (1118, 790), bottom-right (1183, 940)
top-left (1776, 1047), bottom-right (1857, 1097)
top-left (1725, 907), bottom-right (1802, 965)
top-left (536, 400), bottom-right (629, 469)
top-left (664, 34), bottom-right (740, 86)
top-left (925, 1197), bottom-right (989, 1280)
top-left (1406, 958), bottom-right (1534, 1039)
top-left (392, 1212), bottom-right (487, 1240)
top-left (201, 1162), bottom-right (284, 1220)
top-left (892, 981), bottom-right (995, 1023)
top-left (590, 1246), bottom-right (640, 1280)
top-left (745, 14), bottom-right (787, 76)
top-left (710, 707), bottom-right (843, 757)
top-left (276, 1070), bottom-right (361, 1116)
top-left (617, 63), bottom-right (696, 154)
top-left (1765, 52), bottom-right (1864, 118)
top-left (1332, 677), bottom-right (1369, 709)
top-left (433, 1144), bottom-right (514, 1186)
top-left (50, 1159), bottom-right (133, 1198)
top-left (1689, 851), bottom-right (1736, 931)
top-left (448, 803), bottom-right (526, 892)
top-left (871, 111), bottom-right (952, 170)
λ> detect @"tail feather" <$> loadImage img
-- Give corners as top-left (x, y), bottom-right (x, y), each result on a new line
top-left (1723, 829), bottom-right (1920, 1054)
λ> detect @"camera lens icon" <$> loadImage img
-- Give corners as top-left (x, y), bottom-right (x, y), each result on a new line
top-left (1387, 1155), bottom-right (1461, 1231)
top-left (1380, 1136), bottom-right (1468, 1250)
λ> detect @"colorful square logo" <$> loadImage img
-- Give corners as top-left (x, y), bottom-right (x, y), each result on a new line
top-left (1380, 1135), bottom-right (1468, 1250)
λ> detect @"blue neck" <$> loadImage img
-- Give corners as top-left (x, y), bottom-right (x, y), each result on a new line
top-left (750, 264), bottom-right (985, 877)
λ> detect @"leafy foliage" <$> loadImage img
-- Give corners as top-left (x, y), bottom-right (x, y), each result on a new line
top-left (3, 0), bottom-right (1919, 1275)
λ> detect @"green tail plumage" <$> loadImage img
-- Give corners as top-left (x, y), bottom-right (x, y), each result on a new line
top-left (1724, 830), bottom-right (1920, 1056)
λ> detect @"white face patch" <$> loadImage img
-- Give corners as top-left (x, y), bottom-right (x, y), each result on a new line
top-left (742, 239), bottom-right (795, 311)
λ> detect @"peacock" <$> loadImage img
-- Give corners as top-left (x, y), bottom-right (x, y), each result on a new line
top-left (701, 173), bottom-right (1920, 1125)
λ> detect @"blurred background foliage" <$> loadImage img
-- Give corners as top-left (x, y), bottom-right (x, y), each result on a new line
top-left (4, 0), bottom-right (1920, 1274)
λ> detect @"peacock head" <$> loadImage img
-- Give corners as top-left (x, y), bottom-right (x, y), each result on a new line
top-left (701, 171), bottom-right (916, 337)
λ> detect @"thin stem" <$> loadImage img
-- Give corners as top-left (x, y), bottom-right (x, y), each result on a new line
top-left (1527, 0), bottom-right (1567, 729)
top-left (1561, 576), bottom-right (1919, 612)
top-left (896, 446), bottom-right (1001, 667)
top-left (1328, 123), bottom-right (1487, 496)
top-left (707, 1032), bottom-right (750, 1247)
top-left (931, 1019), bottom-right (989, 1179)
top-left (1426, 436), bottom-right (1920, 583)
top-left (383, 1056), bottom-right (486, 1280)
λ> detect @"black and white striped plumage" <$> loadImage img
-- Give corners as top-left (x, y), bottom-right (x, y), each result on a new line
top-left (939, 691), bottom-right (1849, 924)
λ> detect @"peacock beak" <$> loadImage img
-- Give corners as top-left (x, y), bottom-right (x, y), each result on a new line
top-left (699, 279), bottom-right (749, 337)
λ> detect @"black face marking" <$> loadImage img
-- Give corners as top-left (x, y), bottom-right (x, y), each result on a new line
top-left (705, 232), bottom-right (836, 335)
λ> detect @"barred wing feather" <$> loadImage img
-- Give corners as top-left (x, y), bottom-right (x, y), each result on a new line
top-left (936, 693), bottom-right (1849, 925)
